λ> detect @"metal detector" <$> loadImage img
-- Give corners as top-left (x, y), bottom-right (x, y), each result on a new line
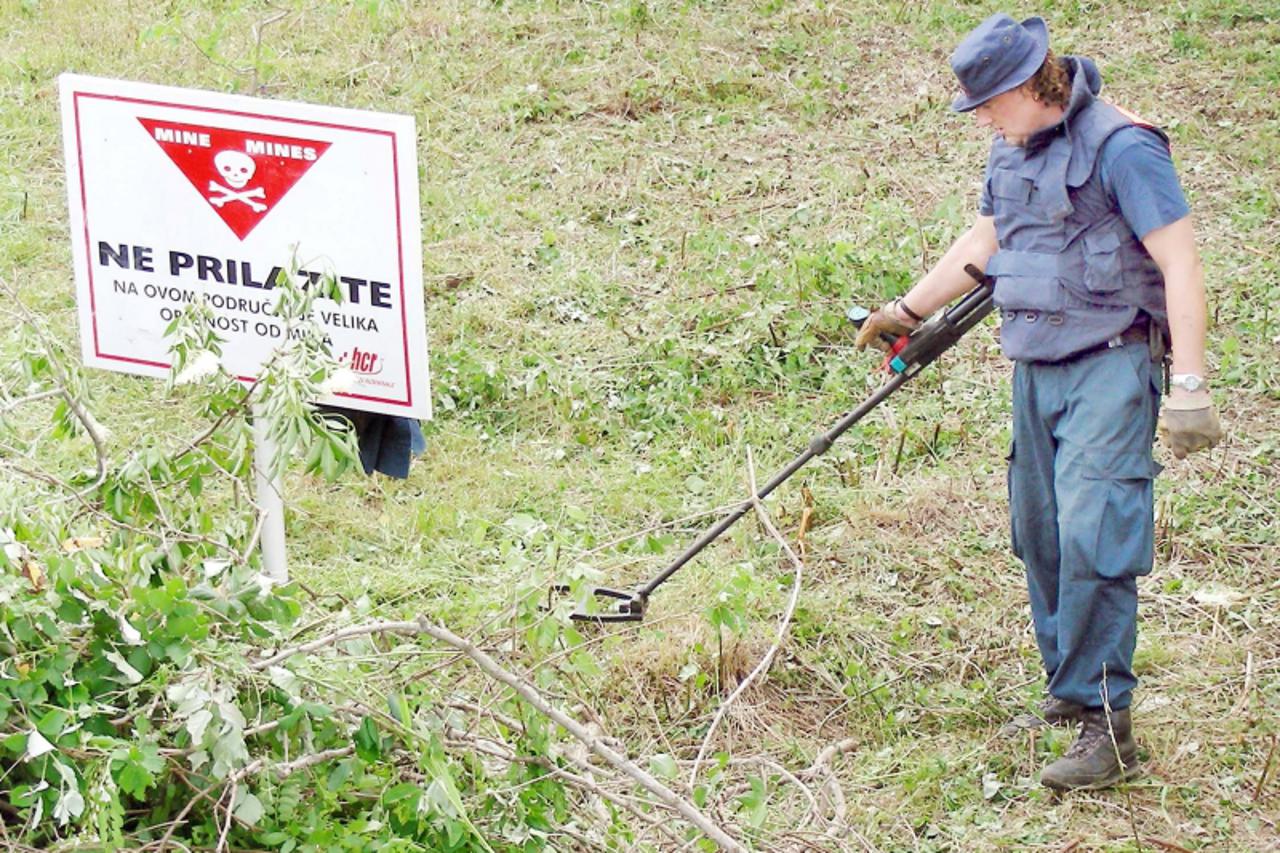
top-left (560, 265), bottom-right (995, 623)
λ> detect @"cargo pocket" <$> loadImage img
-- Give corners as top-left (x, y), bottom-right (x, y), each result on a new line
top-left (1006, 440), bottom-right (1020, 558)
top-left (990, 168), bottom-right (1036, 242)
top-left (1081, 230), bottom-right (1126, 295)
top-left (1121, 342), bottom-right (1165, 405)
top-left (1081, 449), bottom-right (1156, 578)
top-left (991, 168), bottom-right (1033, 203)
top-left (992, 275), bottom-right (1067, 314)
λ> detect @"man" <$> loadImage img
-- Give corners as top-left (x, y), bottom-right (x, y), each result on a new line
top-left (856, 13), bottom-right (1223, 790)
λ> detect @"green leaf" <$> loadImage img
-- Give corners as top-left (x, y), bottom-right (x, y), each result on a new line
top-left (185, 709), bottom-right (213, 743)
top-left (738, 775), bottom-right (765, 808)
top-left (233, 791), bottom-right (264, 826)
top-left (211, 728), bottom-right (248, 778)
top-left (353, 716), bottom-right (382, 762)
top-left (116, 759), bottom-right (155, 799)
top-left (388, 693), bottom-right (412, 727)
top-left (104, 650), bottom-right (143, 684)
top-left (424, 753), bottom-right (468, 821)
top-left (36, 708), bottom-right (71, 740)
top-left (648, 753), bottom-right (678, 780)
top-left (569, 649), bottom-right (602, 677)
top-left (319, 438), bottom-right (338, 480)
top-left (382, 782), bottom-right (421, 806)
top-left (53, 788), bottom-right (85, 826)
top-left (326, 759), bottom-right (354, 792)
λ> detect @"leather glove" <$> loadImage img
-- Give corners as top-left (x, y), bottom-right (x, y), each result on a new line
top-left (1158, 395), bottom-right (1224, 459)
top-left (855, 301), bottom-right (915, 352)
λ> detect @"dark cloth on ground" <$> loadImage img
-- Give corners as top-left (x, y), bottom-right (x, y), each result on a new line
top-left (317, 406), bottom-right (425, 479)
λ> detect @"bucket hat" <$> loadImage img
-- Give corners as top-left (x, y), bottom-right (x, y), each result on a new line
top-left (950, 13), bottom-right (1049, 112)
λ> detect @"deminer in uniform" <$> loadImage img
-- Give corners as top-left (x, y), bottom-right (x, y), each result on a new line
top-left (856, 13), bottom-right (1224, 790)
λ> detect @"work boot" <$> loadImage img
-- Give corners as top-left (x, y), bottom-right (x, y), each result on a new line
top-left (1000, 695), bottom-right (1084, 733)
top-left (1036, 695), bottom-right (1085, 725)
top-left (1040, 707), bottom-right (1140, 791)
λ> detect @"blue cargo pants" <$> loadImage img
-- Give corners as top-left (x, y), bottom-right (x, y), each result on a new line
top-left (1008, 341), bottom-right (1161, 711)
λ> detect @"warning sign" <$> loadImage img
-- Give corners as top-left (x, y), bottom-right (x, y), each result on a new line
top-left (59, 74), bottom-right (430, 418)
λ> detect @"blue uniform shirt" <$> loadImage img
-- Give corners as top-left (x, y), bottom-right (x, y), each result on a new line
top-left (981, 125), bottom-right (1189, 240)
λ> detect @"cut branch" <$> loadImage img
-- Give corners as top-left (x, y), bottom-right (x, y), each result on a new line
top-left (413, 618), bottom-right (747, 852)
top-left (250, 616), bottom-right (743, 848)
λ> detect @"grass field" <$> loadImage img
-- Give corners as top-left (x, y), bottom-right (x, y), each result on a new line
top-left (1, 0), bottom-right (1277, 850)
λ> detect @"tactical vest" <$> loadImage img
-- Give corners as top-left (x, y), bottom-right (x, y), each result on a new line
top-left (985, 59), bottom-right (1170, 362)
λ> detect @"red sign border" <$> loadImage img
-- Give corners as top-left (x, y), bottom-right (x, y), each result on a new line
top-left (71, 91), bottom-right (413, 411)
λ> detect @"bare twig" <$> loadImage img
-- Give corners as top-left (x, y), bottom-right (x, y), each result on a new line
top-left (797, 737), bottom-right (859, 840)
top-left (441, 733), bottom-right (685, 847)
top-left (689, 446), bottom-right (807, 789)
top-left (251, 620), bottom-right (423, 671)
top-left (1255, 734), bottom-right (1278, 803)
top-left (804, 738), bottom-right (860, 780)
top-left (684, 754), bottom-right (821, 828)
top-left (56, 384), bottom-right (110, 496)
top-left (153, 773), bottom-right (225, 852)
top-left (249, 10), bottom-right (289, 93)
top-left (0, 387), bottom-right (60, 414)
top-left (240, 495), bottom-right (270, 564)
top-left (580, 499), bottom-right (748, 558)
top-left (0, 274), bottom-right (108, 495)
top-left (215, 779), bottom-right (235, 853)
top-left (153, 745), bottom-right (358, 851)
top-left (1142, 839), bottom-right (1196, 853)
top-left (447, 699), bottom-right (524, 734)
top-left (1101, 666), bottom-right (1143, 850)
top-left (238, 746), bottom-right (356, 781)
top-left (1232, 650), bottom-right (1255, 716)
top-left (173, 377), bottom-right (261, 463)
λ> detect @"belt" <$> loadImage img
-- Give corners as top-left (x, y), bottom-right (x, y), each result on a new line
top-left (1058, 319), bottom-right (1151, 364)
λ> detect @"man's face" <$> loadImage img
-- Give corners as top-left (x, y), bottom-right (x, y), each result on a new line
top-left (972, 86), bottom-right (1055, 146)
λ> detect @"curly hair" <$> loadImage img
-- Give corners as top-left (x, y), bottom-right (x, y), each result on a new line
top-left (1024, 50), bottom-right (1071, 107)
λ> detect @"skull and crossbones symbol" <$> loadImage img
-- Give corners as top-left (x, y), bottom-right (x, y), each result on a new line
top-left (208, 150), bottom-right (267, 212)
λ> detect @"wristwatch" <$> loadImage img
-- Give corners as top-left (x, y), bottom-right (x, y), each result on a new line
top-left (1169, 373), bottom-right (1207, 393)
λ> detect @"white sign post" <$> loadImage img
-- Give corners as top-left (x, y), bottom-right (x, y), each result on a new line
top-left (60, 74), bottom-right (431, 581)
top-left (251, 404), bottom-right (289, 582)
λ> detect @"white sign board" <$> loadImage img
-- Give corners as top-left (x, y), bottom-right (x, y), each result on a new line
top-left (59, 74), bottom-right (430, 418)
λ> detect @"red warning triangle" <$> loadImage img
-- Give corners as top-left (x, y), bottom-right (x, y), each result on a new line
top-left (138, 118), bottom-right (331, 240)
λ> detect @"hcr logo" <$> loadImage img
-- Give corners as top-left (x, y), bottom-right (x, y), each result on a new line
top-left (343, 346), bottom-right (381, 375)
